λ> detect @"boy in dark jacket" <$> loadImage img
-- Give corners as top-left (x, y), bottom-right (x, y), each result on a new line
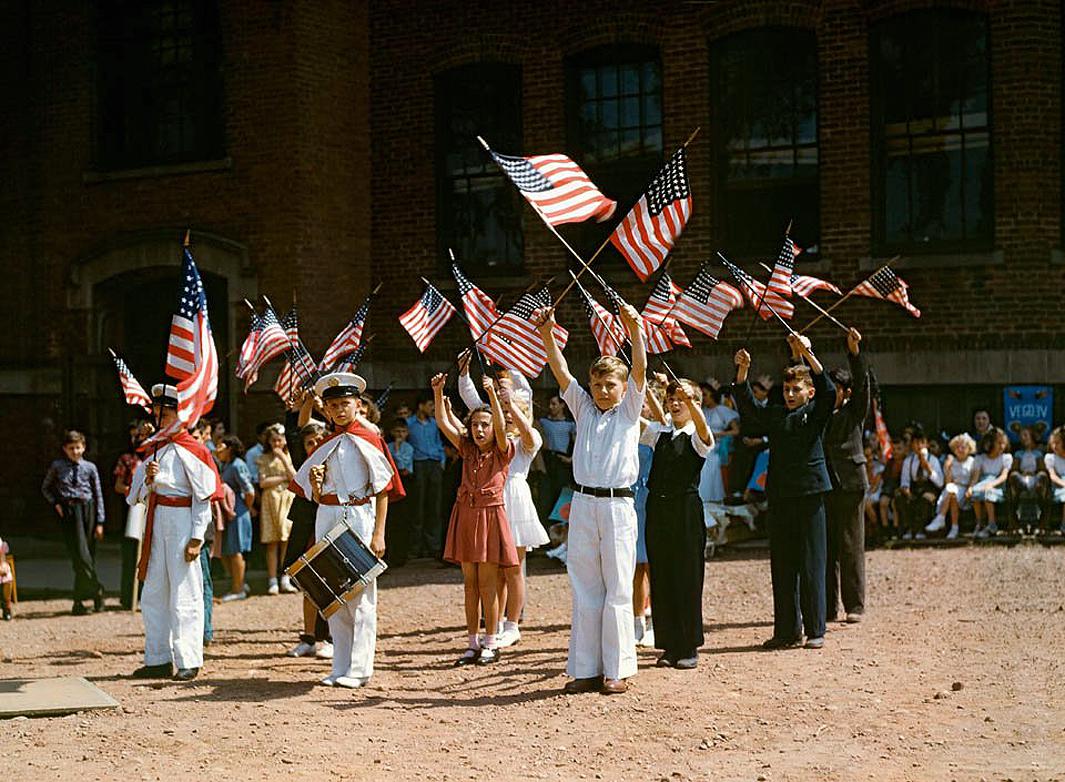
top-left (732, 334), bottom-right (835, 650)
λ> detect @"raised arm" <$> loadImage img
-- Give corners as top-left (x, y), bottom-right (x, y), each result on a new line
top-left (644, 379), bottom-right (668, 425)
top-left (483, 377), bottom-right (509, 453)
top-left (617, 302), bottom-right (646, 392)
top-left (680, 384), bottom-right (713, 447)
top-left (456, 349), bottom-right (484, 411)
top-left (842, 328), bottom-right (871, 430)
top-left (531, 307), bottom-right (573, 392)
top-left (500, 384), bottom-right (537, 451)
top-left (431, 373), bottom-right (463, 449)
top-left (731, 349), bottom-right (772, 432)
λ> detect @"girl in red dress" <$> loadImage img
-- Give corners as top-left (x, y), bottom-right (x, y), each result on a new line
top-left (431, 373), bottom-right (518, 666)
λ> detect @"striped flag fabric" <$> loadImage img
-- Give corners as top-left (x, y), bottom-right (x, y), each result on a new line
top-left (720, 257), bottom-right (795, 321)
top-left (673, 264), bottom-right (745, 339)
top-left (609, 148), bottom-right (692, 281)
top-left (274, 343), bottom-right (316, 408)
top-left (235, 311), bottom-right (262, 383)
top-left (334, 342), bottom-right (369, 373)
top-left (280, 307), bottom-right (300, 342)
top-left (486, 145), bottom-right (616, 227)
top-left (485, 288), bottom-right (569, 377)
top-left (375, 383), bottom-right (393, 411)
top-left (790, 273), bottom-right (841, 297)
top-left (853, 266), bottom-right (921, 317)
top-left (399, 284), bottom-right (457, 353)
top-left (109, 351), bottom-right (151, 411)
top-left (452, 264), bottom-right (499, 341)
top-left (577, 285), bottom-right (625, 356)
top-left (320, 297), bottom-right (370, 371)
top-left (143, 248), bottom-right (219, 446)
top-left (240, 307), bottom-right (290, 388)
top-left (767, 236), bottom-right (802, 301)
top-left (872, 397), bottom-right (894, 462)
top-left (641, 272), bottom-right (691, 353)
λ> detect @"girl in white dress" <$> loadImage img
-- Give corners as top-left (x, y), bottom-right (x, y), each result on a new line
top-left (925, 433), bottom-right (977, 540)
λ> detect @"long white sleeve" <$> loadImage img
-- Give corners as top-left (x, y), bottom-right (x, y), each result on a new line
top-left (190, 497), bottom-right (211, 541)
top-left (458, 373), bottom-right (484, 411)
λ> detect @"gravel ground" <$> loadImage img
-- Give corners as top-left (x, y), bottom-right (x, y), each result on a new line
top-left (2, 545), bottom-right (1064, 781)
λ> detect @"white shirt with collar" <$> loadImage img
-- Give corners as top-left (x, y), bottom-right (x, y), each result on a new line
top-left (562, 377), bottom-right (646, 489)
top-left (646, 419), bottom-right (714, 459)
top-left (900, 451), bottom-right (944, 490)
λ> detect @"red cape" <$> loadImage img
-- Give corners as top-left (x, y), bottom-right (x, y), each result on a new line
top-left (290, 421), bottom-right (406, 503)
top-left (139, 430), bottom-right (224, 501)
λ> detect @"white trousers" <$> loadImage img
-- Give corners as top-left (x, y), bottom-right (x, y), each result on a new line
top-left (141, 505), bottom-right (204, 669)
top-left (566, 493), bottom-right (638, 680)
top-left (315, 504), bottom-right (378, 681)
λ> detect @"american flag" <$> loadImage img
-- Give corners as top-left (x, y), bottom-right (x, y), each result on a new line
top-left (320, 297), bottom-right (370, 371)
top-left (240, 307), bottom-right (291, 389)
top-left (452, 264), bottom-right (499, 341)
top-left (720, 257), bottom-right (794, 320)
top-left (235, 311), bottom-right (261, 383)
top-left (673, 264), bottom-right (745, 340)
top-left (577, 285), bottom-right (625, 357)
top-left (279, 307), bottom-right (300, 342)
top-left (768, 237), bottom-right (802, 300)
top-left (399, 284), bottom-right (456, 353)
top-left (790, 273), bottom-right (841, 298)
top-left (609, 148), bottom-right (692, 281)
top-left (143, 248), bottom-right (219, 447)
top-left (485, 287), bottom-right (569, 377)
top-left (109, 351), bottom-right (151, 411)
top-left (274, 343), bottom-right (316, 408)
top-left (641, 272), bottom-right (691, 353)
top-left (375, 383), bottom-right (393, 411)
top-left (487, 146), bottom-right (616, 227)
top-left (853, 267), bottom-right (921, 317)
top-left (334, 342), bottom-right (369, 373)
top-left (872, 397), bottom-right (894, 462)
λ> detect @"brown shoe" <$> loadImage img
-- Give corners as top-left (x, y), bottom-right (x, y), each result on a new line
top-left (601, 678), bottom-right (628, 695)
top-left (562, 676), bottom-right (602, 695)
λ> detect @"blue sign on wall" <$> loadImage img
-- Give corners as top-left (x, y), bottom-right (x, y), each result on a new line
top-left (1002, 385), bottom-right (1053, 444)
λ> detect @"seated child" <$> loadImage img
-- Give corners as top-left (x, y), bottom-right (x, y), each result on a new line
top-left (1009, 426), bottom-right (1047, 532)
top-left (1044, 426), bottom-right (1065, 534)
top-left (925, 433), bottom-right (976, 540)
top-left (967, 427), bottom-right (1012, 538)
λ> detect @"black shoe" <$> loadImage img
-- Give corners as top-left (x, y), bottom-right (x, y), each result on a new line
top-left (93, 593), bottom-right (104, 613)
top-left (2, 606), bottom-right (11, 621)
top-left (132, 662), bottom-right (174, 679)
top-left (476, 647), bottom-right (500, 665)
top-left (655, 652), bottom-right (676, 668)
top-left (761, 636), bottom-right (802, 650)
top-left (674, 652), bottom-right (699, 670)
top-left (454, 648), bottom-right (481, 667)
top-left (71, 602), bottom-right (89, 616)
top-left (173, 667), bottom-right (199, 682)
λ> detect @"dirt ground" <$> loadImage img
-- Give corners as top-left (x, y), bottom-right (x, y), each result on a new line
top-left (2, 545), bottom-right (1064, 782)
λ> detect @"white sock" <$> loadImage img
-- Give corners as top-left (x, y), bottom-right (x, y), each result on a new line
top-left (484, 634), bottom-right (497, 650)
top-left (467, 633), bottom-right (480, 650)
top-left (268, 577), bottom-right (278, 587)
top-left (496, 621), bottom-right (504, 636)
top-left (503, 620), bottom-right (518, 633)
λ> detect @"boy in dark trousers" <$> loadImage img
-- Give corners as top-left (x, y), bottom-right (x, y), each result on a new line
top-left (732, 334), bottom-right (835, 650)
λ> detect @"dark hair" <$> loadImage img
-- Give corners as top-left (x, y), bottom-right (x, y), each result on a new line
top-left (390, 418), bottom-right (409, 431)
top-left (415, 391), bottom-right (434, 408)
top-left (979, 427), bottom-right (1004, 455)
top-left (782, 365), bottom-right (813, 386)
top-left (299, 422), bottom-right (326, 440)
top-left (219, 434), bottom-right (245, 458)
top-left (751, 380), bottom-right (767, 394)
top-left (360, 394), bottom-right (381, 424)
top-left (62, 430), bottom-right (86, 446)
top-left (827, 367), bottom-right (853, 391)
top-left (192, 419), bottom-right (211, 435)
top-left (463, 405), bottom-right (495, 442)
top-left (910, 425), bottom-right (927, 441)
top-left (255, 421), bottom-right (272, 436)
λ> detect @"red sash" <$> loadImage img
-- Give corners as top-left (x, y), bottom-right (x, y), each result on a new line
top-left (137, 494), bottom-right (193, 582)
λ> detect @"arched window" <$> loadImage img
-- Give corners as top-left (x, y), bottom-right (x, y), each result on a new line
top-left (96, 0), bottom-right (225, 169)
top-left (871, 10), bottom-right (992, 252)
top-left (435, 63), bottom-right (524, 273)
top-left (710, 28), bottom-right (819, 256)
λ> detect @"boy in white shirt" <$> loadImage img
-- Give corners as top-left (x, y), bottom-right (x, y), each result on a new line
top-left (897, 427), bottom-right (944, 540)
top-left (532, 302), bottom-right (646, 696)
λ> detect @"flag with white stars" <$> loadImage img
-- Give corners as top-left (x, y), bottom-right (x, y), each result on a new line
top-left (110, 351), bottom-right (151, 412)
top-left (320, 296), bottom-right (372, 371)
top-left (487, 147), bottom-right (616, 227)
top-left (854, 266), bottom-right (921, 317)
top-left (399, 283), bottom-right (457, 353)
top-left (609, 147), bottom-right (693, 281)
top-left (641, 271), bottom-right (691, 353)
top-left (485, 287), bottom-right (569, 377)
top-left (720, 256), bottom-right (794, 321)
top-left (674, 263), bottom-right (745, 339)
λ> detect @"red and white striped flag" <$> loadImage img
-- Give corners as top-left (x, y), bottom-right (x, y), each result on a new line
top-left (319, 297), bottom-right (370, 371)
top-left (273, 343), bottom-right (316, 408)
top-left (641, 272), bottom-right (691, 353)
top-left (790, 273), bottom-right (841, 297)
top-left (609, 148), bottom-right (692, 281)
top-left (720, 257), bottom-right (794, 321)
top-left (872, 397), bottom-right (894, 462)
top-left (451, 264), bottom-right (499, 341)
top-left (484, 288), bottom-right (569, 377)
top-left (109, 351), bottom-right (151, 412)
top-left (853, 267), bottom-right (921, 318)
top-left (486, 145), bottom-right (616, 227)
top-left (577, 285), bottom-right (625, 357)
top-left (239, 307), bottom-right (290, 389)
top-left (235, 311), bottom-right (261, 383)
top-left (673, 264), bottom-right (745, 340)
top-left (399, 284), bottom-right (457, 353)
top-left (767, 236), bottom-right (802, 301)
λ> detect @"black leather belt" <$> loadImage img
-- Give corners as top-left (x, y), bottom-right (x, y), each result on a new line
top-left (575, 484), bottom-right (633, 499)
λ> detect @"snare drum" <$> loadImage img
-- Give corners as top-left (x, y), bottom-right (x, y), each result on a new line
top-left (285, 521), bottom-right (387, 619)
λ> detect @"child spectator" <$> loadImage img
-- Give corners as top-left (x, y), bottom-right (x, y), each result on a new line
top-left (216, 435), bottom-right (255, 600)
top-left (1044, 426), bottom-right (1065, 534)
top-left (407, 391), bottom-right (445, 559)
top-left (258, 424), bottom-right (297, 594)
top-left (897, 427), bottom-right (944, 540)
top-left (1009, 426), bottom-right (1047, 533)
top-left (968, 427), bottom-right (1012, 538)
top-left (0, 536), bottom-right (12, 620)
top-left (925, 433), bottom-right (977, 540)
top-left (862, 443), bottom-right (885, 535)
top-left (537, 395), bottom-right (576, 521)
top-left (386, 419), bottom-right (415, 566)
top-left (878, 435), bottom-right (908, 539)
top-left (42, 430), bottom-right (106, 615)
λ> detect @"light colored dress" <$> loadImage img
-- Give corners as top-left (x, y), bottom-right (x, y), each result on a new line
top-left (257, 453), bottom-right (295, 543)
top-left (1044, 453), bottom-right (1065, 503)
top-left (505, 430), bottom-right (549, 549)
top-left (971, 452), bottom-right (1013, 503)
top-left (633, 425), bottom-right (657, 564)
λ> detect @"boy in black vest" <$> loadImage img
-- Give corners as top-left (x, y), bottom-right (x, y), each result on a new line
top-left (732, 334), bottom-right (835, 650)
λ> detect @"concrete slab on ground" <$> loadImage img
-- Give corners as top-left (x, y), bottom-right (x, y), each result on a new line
top-left (0, 676), bottom-right (118, 718)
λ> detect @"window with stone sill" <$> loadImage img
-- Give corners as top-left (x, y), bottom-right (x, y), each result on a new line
top-left (435, 63), bottom-right (524, 275)
top-left (95, 0), bottom-right (224, 171)
top-left (871, 10), bottom-right (993, 254)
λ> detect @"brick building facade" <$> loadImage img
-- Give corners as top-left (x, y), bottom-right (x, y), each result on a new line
top-left (2, 0), bottom-right (1063, 532)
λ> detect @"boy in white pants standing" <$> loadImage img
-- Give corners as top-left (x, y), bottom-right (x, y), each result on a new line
top-left (532, 303), bottom-right (646, 695)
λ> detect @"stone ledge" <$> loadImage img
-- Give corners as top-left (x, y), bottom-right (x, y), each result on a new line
top-left (83, 157), bottom-right (233, 184)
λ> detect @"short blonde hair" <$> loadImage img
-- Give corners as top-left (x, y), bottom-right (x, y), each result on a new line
top-left (948, 433), bottom-right (976, 455)
top-left (589, 356), bottom-right (629, 381)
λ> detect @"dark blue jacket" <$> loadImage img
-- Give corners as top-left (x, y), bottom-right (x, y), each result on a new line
top-left (731, 369), bottom-right (835, 499)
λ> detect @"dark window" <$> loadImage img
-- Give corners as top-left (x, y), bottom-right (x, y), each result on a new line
top-left (96, 0), bottom-right (224, 170)
top-left (871, 11), bottom-right (992, 253)
top-left (710, 28), bottom-right (819, 257)
top-left (565, 45), bottom-right (664, 262)
top-left (435, 63), bottom-right (524, 274)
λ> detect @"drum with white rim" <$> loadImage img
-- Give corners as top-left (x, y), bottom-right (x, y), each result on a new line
top-left (285, 520), bottom-right (387, 619)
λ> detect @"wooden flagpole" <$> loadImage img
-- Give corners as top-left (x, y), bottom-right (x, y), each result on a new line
top-left (716, 252), bottom-right (797, 336)
top-left (757, 262), bottom-right (849, 333)
top-left (798, 256), bottom-right (899, 334)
